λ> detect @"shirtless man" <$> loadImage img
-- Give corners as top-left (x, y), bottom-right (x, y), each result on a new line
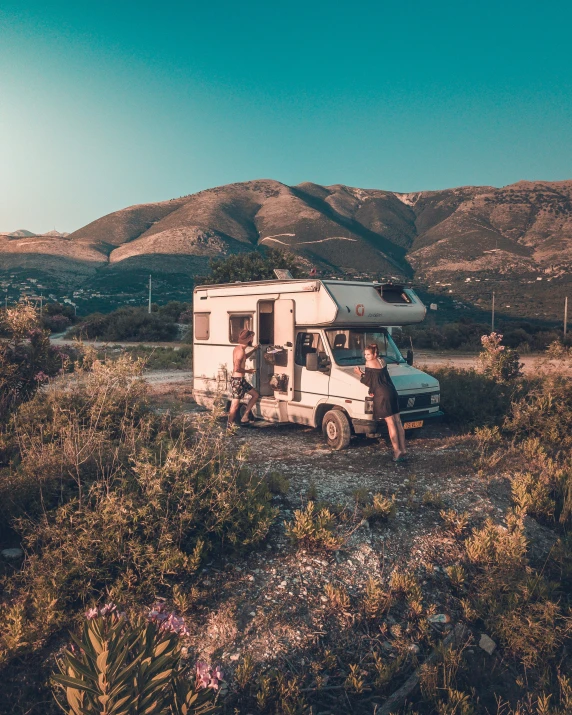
top-left (228, 328), bottom-right (260, 429)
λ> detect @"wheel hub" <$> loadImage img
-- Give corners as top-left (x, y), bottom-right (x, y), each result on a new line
top-left (326, 421), bottom-right (337, 440)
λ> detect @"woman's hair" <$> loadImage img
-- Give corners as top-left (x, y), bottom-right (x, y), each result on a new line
top-left (365, 343), bottom-right (379, 355)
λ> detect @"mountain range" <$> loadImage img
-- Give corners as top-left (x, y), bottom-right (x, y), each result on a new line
top-left (1, 179), bottom-right (571, 320)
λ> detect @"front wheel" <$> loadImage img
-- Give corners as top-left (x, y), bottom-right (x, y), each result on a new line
top-left (322, 410), bottom-right (351, 451)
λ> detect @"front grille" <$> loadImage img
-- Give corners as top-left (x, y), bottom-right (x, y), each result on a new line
top-left (398, 393), bottom-right (437, 411)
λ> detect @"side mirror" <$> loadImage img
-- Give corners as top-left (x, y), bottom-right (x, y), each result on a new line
top-left (406, 349), bottom-right (414, 366)
top-left (306, 352), bottom-right (318, 371)
top-left (318, 351), bottom-right (331, 370)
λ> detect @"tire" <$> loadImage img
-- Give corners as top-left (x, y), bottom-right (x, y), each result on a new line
top-left (322, 410), bottom-right (351, 450)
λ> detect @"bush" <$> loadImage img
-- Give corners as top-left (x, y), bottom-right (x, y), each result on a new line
top-left (0, 302), bottom-right (71, 423)
top-left (111, 345), bottom-right (193, 370)
top-left (477, 332), bottom-right (522, 382)
top-left (504, 373), bottom-right (572, 451)
top-left (69, 307), bottom-right (179, 342)
top-left (40, 302), bottom-right (76, 333)
top-left (397, 320), bottom-right (491, 351)
top-left (396, 318), bottom-right (569, 354)
top-left (202, 248), bottom-right (303, 284)
top-left (463, 513), bottom-right (570, 670)
top-left (42, 313), bottom-right (72, 333)
top-left (285, 502), bottom-right (341, 551)
top-left (428, 366), bottom-right (525, 429)
top-left (0, 355), bottom-right (276, 664)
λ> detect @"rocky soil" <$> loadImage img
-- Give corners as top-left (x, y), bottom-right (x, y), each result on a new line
top-left (146, 379), bottom-right (512, 711)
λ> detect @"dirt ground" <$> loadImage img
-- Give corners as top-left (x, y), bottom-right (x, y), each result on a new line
top-left (146, 379), bottom-right (511, 707)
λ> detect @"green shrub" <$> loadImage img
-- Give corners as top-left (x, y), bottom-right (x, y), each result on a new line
top-left (285, 502), bottom-right (341, 551)
top-left (0, 355), bottom-right (276, 663)
top-left (363, 493), bottom-right (396, 522)
top-left (397, 318), bottom-right (569, 353)
top-left (464, 514), bottom-right (570, 670)
top-left (201, 248), bottom-right (303, 284)
top-left (0, 302), bottom-right (72, 423)
top-left (265, 471), bottom-right (290, 496)
top-left (504, 373), bottom-right (572, 451)
top-left (69, 307), bottom-right (179, 342)
top-left (477, 332), bottom-right (522, 382)
top-left (115, 345), bottom-right (193, 370)
top-left (429, 366), bottom-right (529, 429)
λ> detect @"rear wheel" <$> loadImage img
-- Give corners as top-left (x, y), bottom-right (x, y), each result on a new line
top-left (322, 410), bottom-right (351, 450)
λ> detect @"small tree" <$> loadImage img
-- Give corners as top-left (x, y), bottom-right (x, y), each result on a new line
top-left (203, 248), bottom-right (303, 284)
top-left (477, 332), bottom-right (522, 382)
top-left (0, 301), bottom-right (69, 422)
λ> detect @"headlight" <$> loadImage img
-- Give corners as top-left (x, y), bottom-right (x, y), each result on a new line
top-left (431, 392), bottom-right (440, 405)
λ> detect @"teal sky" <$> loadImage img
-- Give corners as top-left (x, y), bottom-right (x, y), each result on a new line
top-left (1, 0), bottom-right (571, 233)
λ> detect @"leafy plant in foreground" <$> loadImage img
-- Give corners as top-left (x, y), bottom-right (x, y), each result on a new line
top-left (52, 604), bottom-right (220, 714)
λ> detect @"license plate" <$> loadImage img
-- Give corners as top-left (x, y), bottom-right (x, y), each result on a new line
top-left (404, 420), bottom-right (424, 429)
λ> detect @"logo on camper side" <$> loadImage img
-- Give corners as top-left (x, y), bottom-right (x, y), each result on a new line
top-left (355, 304), bottom-right (365, 316)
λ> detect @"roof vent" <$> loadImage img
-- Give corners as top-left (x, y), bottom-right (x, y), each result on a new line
top-left (273, 269), bottom-right (293, 280)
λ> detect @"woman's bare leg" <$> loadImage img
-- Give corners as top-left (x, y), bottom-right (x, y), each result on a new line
top-left (395, 415), bottom-right (407, 454)
top-left (385, 416), bottom-right (402, 458)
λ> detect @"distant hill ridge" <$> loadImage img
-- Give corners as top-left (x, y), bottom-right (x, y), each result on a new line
top-left (1, 229), bottom-right (70, 238)
top-left (1, 179), bottom-right (571, 285)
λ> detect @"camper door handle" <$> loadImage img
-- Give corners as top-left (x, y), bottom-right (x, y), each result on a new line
top-left (285, 342), bottom-right (292, 347)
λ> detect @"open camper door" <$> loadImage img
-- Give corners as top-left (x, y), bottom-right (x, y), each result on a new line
top-left (273, 298), bottom-right (295, 401)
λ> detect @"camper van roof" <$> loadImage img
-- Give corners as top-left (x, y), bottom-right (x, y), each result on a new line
top-left (193, 278), bottom-right (426, 326)
top-left (194, 278), bottom-right (408, 291)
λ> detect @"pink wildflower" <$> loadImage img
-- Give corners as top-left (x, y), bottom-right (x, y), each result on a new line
top-left (196, 661), bottom-right (211, 689)
top-left (85, 607), bottom-right (98, 620)
top-left (195, 661), bottom-right (223, 690)
top-left (209, 665), bottom-right (224, 690)
top-left (99, 603), bottom-right (117, 616)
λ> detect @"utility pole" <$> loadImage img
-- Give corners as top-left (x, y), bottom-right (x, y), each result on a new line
top-left (148, 275), bottom-right (152, 314)
top-left (491, 291), bottom-right (495, 332)
top-left (565, 296), bottom-right (568, 338)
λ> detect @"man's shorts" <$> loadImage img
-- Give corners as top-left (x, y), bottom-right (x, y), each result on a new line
top-left (230, 376), bottom-right (253, 400)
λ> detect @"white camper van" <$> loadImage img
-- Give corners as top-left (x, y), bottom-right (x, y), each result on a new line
top-left (193, 278), bottom-right (443, 450)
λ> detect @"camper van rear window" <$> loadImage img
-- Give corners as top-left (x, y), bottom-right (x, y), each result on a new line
top-left (229, 314), bottom-right (253, 343)
top-left (195, 313), bottom-right (210, 340)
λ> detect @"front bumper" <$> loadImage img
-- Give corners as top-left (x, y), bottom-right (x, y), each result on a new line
top-left (352, 409), bottom-right (444, 434)
top-left (402, 409), bottom-right (444, 425)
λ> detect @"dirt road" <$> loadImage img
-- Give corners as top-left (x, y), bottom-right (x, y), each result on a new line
top-left (142, 351), bottom-right (566, 388)
top-left (416, 351), bottom-right (548, 372)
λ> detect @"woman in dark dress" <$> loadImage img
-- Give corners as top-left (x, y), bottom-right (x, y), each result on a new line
top-left (353, 343), bottom-right (407, 462)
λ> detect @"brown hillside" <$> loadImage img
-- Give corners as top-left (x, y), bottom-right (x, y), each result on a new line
top-left (2, 179), bottom-right (571, 318)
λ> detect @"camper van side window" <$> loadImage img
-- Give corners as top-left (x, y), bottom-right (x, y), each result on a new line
top-left (195, 313), bottom-right (210, 340)
top-left (229, 314), bottom-right (253, 343)
top-left (295, 332), bottom-right (326, 366)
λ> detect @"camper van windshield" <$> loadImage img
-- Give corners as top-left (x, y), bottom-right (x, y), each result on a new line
top-left (325, 329), bottom-right (405, 366)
